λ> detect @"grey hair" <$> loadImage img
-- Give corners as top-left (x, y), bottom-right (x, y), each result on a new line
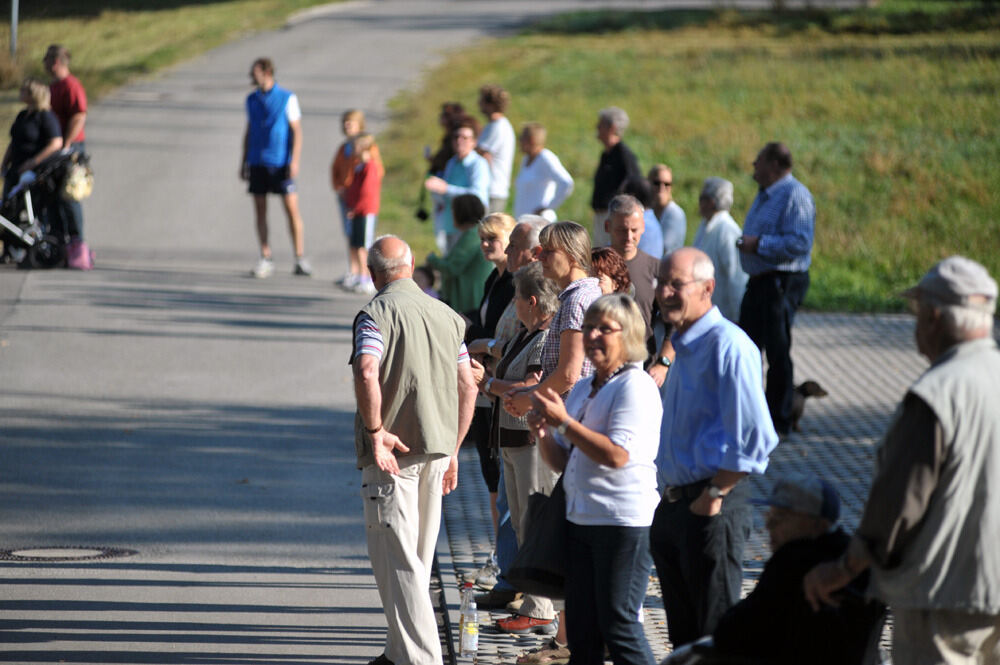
top-left (516, 215), bottom-right (549, 249)
top-left (584, 294), bottom-right (648, 362)
top-left (608, 193), bottom-right (644, 218)
top-left (935, 301), bottom-right (996, 340)
top-left (367, 234), bottom-right (412, 275)
top-left (513, 262), bottom-right (560, 317)
top-left (700, 177), bottom-right (734, 213)
top-left (598, 106), bottom-right (629, 136)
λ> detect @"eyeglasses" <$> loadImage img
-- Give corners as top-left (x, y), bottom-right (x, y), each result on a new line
top-left (659, 278), bottom-right (704, 293)
top-left (582, 324), bottom-right (623, 336)
top-left (651, 181), bottom-right (672, 188)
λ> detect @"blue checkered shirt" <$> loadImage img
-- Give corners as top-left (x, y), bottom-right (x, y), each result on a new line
top-left (740, 173), bottom-right (815, 276)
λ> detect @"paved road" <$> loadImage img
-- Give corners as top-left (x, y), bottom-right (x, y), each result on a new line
top-left (0, 1), bottom-right (710, 663)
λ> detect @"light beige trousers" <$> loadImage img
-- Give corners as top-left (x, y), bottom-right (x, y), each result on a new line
top-left (362, 455), bottom-right (449, 665)
top-left (502, 444), bottom-right (561, 619)
top-left (893, 607), bottom-right (1000, 665)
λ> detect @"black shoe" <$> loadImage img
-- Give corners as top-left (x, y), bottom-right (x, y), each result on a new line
top-left (475, 588), bottom-right (518, 609)
top-left (367, 654), bottom-right (394, 665)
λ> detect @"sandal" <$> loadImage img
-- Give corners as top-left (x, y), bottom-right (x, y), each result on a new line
top-left (516, 638), bottom-right (570, 665)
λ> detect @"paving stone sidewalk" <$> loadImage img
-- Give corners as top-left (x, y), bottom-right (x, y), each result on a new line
top-left (439, 311), bottom-right (1000, 664)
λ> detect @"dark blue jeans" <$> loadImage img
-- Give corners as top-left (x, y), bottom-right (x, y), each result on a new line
top-left (649, 480), bottom-right (752, 648)
top-left (51, 141), bottom-right (86, 240)
top-left (738, 270), bottom-right (810, 434)
top-left (565, 523), bottom-right (655, 665)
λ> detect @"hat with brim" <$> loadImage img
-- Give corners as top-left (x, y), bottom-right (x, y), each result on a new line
top-left (751, 473), bottom-right (840, 524)
top-left (900, 255), bottom-right (998, 314)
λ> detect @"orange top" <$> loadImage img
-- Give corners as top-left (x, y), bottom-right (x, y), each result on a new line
top-left (331, 141), bottom-right (384, 193)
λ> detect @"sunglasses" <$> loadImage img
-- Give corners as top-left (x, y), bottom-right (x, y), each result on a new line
top-left (652, 180), bottom-right (672, 188)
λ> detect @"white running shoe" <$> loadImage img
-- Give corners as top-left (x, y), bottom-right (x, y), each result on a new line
top-left (251, 257), bottom-right (274, 278)
top-left (294, 257), bottom-right (313, 276)
top-left (354, 279), bottom-right (377, 296)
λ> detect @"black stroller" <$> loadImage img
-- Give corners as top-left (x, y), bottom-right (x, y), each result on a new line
top-left (0, 149), bottom-right (90, 268)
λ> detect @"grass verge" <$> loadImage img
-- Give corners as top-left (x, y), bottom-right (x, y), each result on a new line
top-left (0, 0), bottom-right (336, 127)
top-left (377, 1), bottom-right (1000, 312)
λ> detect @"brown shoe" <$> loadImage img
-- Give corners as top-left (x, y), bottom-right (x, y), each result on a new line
top-left (516, 638), bottom-right (570, 664)
top-left (496, 613), bottom-right (557, 635)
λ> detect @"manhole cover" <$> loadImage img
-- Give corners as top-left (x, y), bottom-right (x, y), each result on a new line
top-left (0, 547), bottom-right (138, 562)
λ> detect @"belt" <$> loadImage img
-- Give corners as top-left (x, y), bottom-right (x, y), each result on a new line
top-left (663, 479), bottom-right (710, 503)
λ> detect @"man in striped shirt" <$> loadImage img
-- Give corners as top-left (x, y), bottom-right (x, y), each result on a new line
top-left (737, 142), bottom-right (815, 436)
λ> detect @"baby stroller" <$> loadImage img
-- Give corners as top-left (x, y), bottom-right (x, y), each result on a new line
top-left (0, 149), bottom-right (91, 269)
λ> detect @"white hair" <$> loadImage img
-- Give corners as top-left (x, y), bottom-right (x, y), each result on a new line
top-left (598, 106), bottom-right (629, 136)
top-left (367, 234), bottom-right (412, 275)
top-left (515, 216), bottom-right (549, 249)
top-left (938, 302), bottom-right (995, 339)
top-left (700, 177), bottom-right (734, 212)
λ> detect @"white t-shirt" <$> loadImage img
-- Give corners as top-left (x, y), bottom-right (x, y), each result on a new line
top-left (285, 94), bottom-right (302, 123)
top-left (513, 149), bottom-right (575, 218)
top-left (554, 366), bottom-right (663, 527)
top-left (477, 116), bottom-right (515, 200)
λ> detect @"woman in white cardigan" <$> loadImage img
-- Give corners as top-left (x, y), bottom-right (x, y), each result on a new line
top-left (692, 177), bottom-right (748, 322)
top-left (513, 122), bottom-right (574, 221)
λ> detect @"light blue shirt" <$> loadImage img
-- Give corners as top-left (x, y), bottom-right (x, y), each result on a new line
top-left (660, 200), bottom-right (687, 255)
top-left (740, 173), bottom-right (815, 275)
top-left (433, 151), bottom-right (491, 236)
top-left (656, 307), bottom-right (778, 488)
top-left (638, 209), bottom-right (664, 259)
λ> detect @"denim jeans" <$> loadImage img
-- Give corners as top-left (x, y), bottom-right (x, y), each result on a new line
top-left (565, 523), bottom-right (655, 665)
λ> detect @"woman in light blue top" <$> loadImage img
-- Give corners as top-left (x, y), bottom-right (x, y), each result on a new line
top-left (425, 115), bottom-right (491, 252)
top-left (527, 294), bottom-right (662, 665)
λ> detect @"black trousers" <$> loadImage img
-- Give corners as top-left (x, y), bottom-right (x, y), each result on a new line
top-left (738, 270), bottom-right (810, 434)
top-left (649, 481), bottom-right (752, 648)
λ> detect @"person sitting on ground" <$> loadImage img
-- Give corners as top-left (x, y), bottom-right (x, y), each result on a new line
top-left (426, 194), bottom-right (493, 313)
top-left (703, 473), bottom-right (882, 665)
top-left (591, 247), bottom-right (632, 296)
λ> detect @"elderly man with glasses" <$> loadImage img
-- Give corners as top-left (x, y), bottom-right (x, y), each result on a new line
top-left (649, 247), bottom-right (778, 648)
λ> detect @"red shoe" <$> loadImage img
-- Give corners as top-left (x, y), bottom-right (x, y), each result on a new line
top-left (496, 614), bottom-right (557, 635)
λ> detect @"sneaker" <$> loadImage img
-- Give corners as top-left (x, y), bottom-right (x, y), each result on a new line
top-left (335, 271), bottom-right (353, 286)
top-left (251, 257), bottom-right (274, 278)
top-left (293, 257), bottom-right (313, 276)
top-left (496, 614), bottom-right (557, 636)
top-left (354, 278), bottom-right (377, 296)
top-left (516, 639), bottom-right (570, 665)
top-left (472, 553), bottom-right (500, 590)
top-left (339, 273), bottom-right (360, 290)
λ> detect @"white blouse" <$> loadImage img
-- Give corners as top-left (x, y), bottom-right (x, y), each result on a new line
top-left (554, 367), bottom-right (662, 527)
top-left (513, 149), bottom-right (574, 218)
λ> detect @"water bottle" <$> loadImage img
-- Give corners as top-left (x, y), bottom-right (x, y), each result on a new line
top-left (460, 581), bottom-right (474, 613)
top-left (459, 599), bottom-right (479, 657)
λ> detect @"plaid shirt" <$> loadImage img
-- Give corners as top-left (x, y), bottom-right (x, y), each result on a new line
top-left (541, 277), bottom-right (602, 383)
top-left (740, 173), bottom-right (815, 276)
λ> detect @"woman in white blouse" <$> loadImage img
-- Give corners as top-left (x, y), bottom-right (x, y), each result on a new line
top-left (527, 294), bottom-right (662, 665)
top-left (692, 177), bottom-right (748, 322)
top-left (513, 123), bottom-right (574, 221)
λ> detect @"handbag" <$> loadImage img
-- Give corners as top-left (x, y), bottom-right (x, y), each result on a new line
top-left (505, 474), bottom-right (568, 600)
top-left (62, 152), bottom-right (94, 202)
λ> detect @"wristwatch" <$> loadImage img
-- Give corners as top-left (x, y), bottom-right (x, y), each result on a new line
top-left (707, 484), bottom-right (726, 500)
top-left (556, 419), bottom-right (572, 436)
top-left (487, 338), bottom-right (498, 354)
top-left (656, 356), bottom-right (672, 368)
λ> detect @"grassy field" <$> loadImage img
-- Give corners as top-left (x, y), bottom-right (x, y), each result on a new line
top-left (377, 1), bottom-right (1000, 311)
top-left (0, 0), bottom-right (333, 128)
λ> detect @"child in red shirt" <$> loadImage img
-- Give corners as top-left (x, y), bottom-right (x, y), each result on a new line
top-left (344, 133), bottom-right (382, 295)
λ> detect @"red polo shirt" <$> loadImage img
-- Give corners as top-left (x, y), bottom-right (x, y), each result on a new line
top-left (50, 74), bottom-right (87, 144)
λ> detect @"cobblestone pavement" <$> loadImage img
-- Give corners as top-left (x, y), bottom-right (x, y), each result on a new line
top-left (439, 311), bottom-right (1000, 664)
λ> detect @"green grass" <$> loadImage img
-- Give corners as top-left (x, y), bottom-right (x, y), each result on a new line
top-left (377, 1), bottom-right (1000, 312)
top-left (0, 0), bottom-right (335, 126)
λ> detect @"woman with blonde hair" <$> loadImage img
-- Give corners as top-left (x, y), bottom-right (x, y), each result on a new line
top-left (527, 294), bottom-right (662, 665)
top-left (2, 78), bottom-right (63, 198)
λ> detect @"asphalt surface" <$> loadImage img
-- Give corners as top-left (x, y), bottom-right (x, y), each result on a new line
top-left (1, 1), bottom-right (981, 664)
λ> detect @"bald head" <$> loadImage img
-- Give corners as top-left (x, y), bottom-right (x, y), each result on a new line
top-left (368, 235), bottom-right (414, 288)
top-left (656, 247), bottom-right (716, 334)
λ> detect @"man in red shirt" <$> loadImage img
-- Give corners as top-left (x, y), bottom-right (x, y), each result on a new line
top-left (44, 44), bottom-right (86, 240)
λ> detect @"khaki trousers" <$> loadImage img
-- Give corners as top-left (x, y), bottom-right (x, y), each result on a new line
top-left (502, 445), bottom-right (561, 619)
top-left (893, 607), bottom-right (1000, 665)
top-left (362, 455), bottom-right (449, 665)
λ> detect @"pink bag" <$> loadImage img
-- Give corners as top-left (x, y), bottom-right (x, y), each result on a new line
top-left (65, 238), bottom-right (94, 270)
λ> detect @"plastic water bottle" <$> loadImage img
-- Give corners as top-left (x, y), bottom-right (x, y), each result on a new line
top-left (459, 599), bottom-right (479, 657)
top-left (460, 581), bottom-right (474, 613)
